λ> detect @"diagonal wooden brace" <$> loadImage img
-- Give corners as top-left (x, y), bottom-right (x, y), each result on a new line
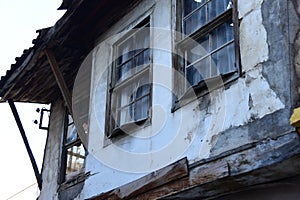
top-left (44, 49), bottom-right (73, 116)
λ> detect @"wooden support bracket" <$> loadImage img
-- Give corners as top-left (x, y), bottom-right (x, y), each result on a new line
top-left (44, 49), bottom-right (73, 115)
top-left (8, 99), bottom-right (43, 190)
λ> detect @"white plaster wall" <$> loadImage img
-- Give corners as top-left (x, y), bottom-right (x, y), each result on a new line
top-left (239, 0), bottom-right (269, 72)
top-left (80, 0), bottom-right (286, 198)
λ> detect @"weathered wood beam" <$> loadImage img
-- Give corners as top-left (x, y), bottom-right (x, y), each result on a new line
top-left (8, 99), bottom-right (43, 190)
top-left (88, 132), bottom-right (300, 200)
top-left (44, 49), bottom-right (73, 115)
top-left (88, 158), bottom-right (189, 200)
top-left (135, 132), bottom-right (300, 199)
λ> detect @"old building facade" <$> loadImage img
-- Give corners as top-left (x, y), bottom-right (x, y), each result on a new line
top-left (1, 0), bottom-right (300, 199)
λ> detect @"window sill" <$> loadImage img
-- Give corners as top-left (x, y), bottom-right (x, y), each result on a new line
top-left (60, 168), bottom-right (89, 190)
top-left (108, 118), bottom-right (150, 139)
top-left (172, 71), bottom-right (238, 113)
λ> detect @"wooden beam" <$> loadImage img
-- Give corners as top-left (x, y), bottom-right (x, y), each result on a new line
top-left (44, 49), bottom-right (73, 115)
top-left (134, 132), bottom-right (300, 199)
top-left (88, 158), bottom-right (189, 200)
top-left (8, 99), bottom-right (43, 190)
top-left (88, 132), bottom-right (300, 199)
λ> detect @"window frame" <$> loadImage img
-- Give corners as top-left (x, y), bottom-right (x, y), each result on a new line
top-left (60, 111), bottom-right (86, 184)
top-left (105, 15), bottom-right (153, 139)
top-left (172, 0), bottom-right (240, 111)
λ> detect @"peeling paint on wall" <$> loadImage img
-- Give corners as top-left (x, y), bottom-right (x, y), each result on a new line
top-left (240, 3), bottom-right (269, 72)
top-left (39, 0), bottom-right (298, 199)
top-left (238, 0), bottom-right (264, 19)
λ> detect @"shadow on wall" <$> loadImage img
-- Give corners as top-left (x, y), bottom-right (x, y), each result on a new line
top-left (215, 176), bottom-right (300, 200)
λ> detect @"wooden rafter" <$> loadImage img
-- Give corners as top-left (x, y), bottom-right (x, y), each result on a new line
top-left (44, 49), bottom-right (73, 115)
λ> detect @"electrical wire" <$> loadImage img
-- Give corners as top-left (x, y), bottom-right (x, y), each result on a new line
top-left (6, 183), bottom-right (37, 200)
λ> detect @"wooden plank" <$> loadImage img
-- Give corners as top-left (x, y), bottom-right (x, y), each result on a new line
top-left (118, 157), bottom-right (188, 199)
top-left (189, 159), bottom-right (229, 186)
top-left (89, 158), bottom-right (189, 200)
top-left (133, 159), bottom-right (229, 200)
top-left (87, 133), bottom-right (300, 200)
top-left (44, 49), bottom-right (73, 115)
top-left (134, 132), bottom-right (300, 199)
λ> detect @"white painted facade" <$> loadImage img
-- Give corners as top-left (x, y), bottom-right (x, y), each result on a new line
top-left (78, 0), bottom-right (283, 198)
top-left (38, 0), bottom-right (297, 199)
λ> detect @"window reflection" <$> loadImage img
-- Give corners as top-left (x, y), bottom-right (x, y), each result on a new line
top-left (182, 0), bottom-right (233, 35)
top-left (66, 143), bottom-right (85, 175)
top-left (62, 113), bottom-right (86, 183)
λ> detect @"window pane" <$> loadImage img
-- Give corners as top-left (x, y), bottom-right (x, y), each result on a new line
top-left (211, 43), bottom-right (235, 74)
top-left (66, 123), bottom-right (77, 144)
top-left (134, 96), bottom-right (149, 121)
top-left (186, 65), bottom-right (202, 87)
top-left (111, 17), bottom-right (151, 134)
top-left (135, 28), bottom-right (150, 51)
top-left (119, 79), bottom-right (150, 124)
top-left (66, 144), bottom-right (85, 175)
top-left (118, 39), bottom-right (134, 65)
top-left (211, 19), bottom-right (234, 51)
top-left (186, 34), bottom-right (209, 64)
top-left (208, 0), bottom-right (232, 21)
top-left (184, 7), bottom-right (206, 35)
top-left (183, 0), bottom-right (206, 17)
top-left (136, 48), bottom-right (150, 72)
top-left (186, 56), bottom-right (211, 86)
top-left (196, 56), bottom-right (211, 79)
top-left (116, 23), bottom-right (150, 83)
top-left (117, 59), bottom-right (135, 82)
top-left (118, 84), bottom-right (135, 108)
top-left (136, 83), bottom-right (150, 98)
top-left (119, 105), bottom-right (134, 126)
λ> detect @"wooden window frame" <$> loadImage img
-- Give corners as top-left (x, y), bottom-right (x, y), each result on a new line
top-left (60, 111), bottom-right (86, 184)
top-left (172, 0), bottom-right (240, 111)
top-left (105, 16), bottom-right (153, 139)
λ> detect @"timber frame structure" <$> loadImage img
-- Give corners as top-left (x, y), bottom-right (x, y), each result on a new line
top-left (2, 0), bottom-right (300, 199)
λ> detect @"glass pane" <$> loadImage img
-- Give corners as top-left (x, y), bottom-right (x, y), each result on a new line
top-left (114, 72), bottom-right (150, 126)
top-left (135, 28), bottom-right (150, 51)
top-left (119, 105), bottom-right (134, 126)
top-left (211, 19), bottom-right (234, 51)
top-left (208, 0), bottom-right (231, 21)
top-left (136, 48), bottom-right (150, 72)
top-left (184, 7), bottom-right (206, 35)
top-left (186, 34), bottom-right (209, 64)
top-left (136, 84), bottom-right (150, 98)
top-left (186, 56), bottom-right (211, 86)
top-left (211, 43), bottom-right (235, 74)
top-left (66, 144), bottom-right (85, 175)
top-left (117, 59), bottom-right (135, 82)
top-left (66, 123), bottom-right (77, 144)
top-left (118, 84), bottom-right (135, 108)
top-left (183, 0), bottom-right (206, 17)
top-left (134, 96), bottom-right (149, 121)
top-left (118, 38), bottom-right (134, 65)
top-left (186, 65), bottom-right (202, 87)
top-left (196, 56), bottom-right (211, 79)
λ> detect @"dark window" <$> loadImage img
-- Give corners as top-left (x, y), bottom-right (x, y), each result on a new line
top-left (107, 16), bottom-right (151, 138)
top-left (61, 113), bottom-right (86, 183)
top-left (175, 0), bottom-right (238, 99)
